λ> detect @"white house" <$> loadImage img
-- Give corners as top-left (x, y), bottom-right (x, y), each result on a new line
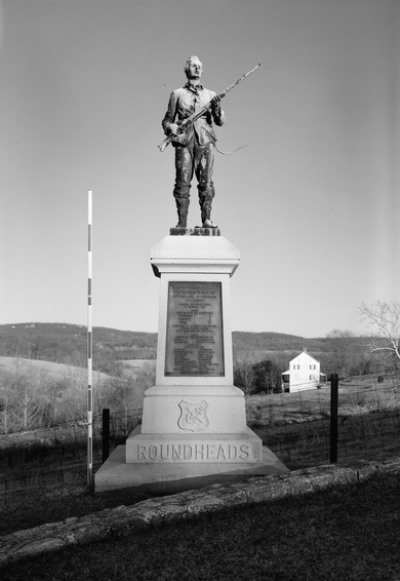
top-left (281, 350), bottom-right (326, 393)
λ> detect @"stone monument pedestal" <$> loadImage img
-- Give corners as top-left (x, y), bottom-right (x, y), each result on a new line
top-left (95, 234), bottom-right (288, 494)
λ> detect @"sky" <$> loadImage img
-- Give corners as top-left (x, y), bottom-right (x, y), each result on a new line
top-left (0, 0), bottom-right (399, 338)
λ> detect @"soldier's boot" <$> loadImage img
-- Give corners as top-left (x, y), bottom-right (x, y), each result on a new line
top-left (201, 200), bottom-right (218, 229)
top-left (175, 199), bottom-right (190, 228)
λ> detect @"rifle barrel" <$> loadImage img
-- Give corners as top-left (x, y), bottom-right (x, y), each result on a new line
top-left (220, 63), bottom-right (261, 98)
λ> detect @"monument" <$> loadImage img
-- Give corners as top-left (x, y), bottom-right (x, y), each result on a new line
top-left (95, 58), bottom-right (287, 493)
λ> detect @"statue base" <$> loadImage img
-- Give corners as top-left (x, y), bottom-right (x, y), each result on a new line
top-left (193, 227), bottom-right (221, 236)
top-left (169, 227), bottom-right (221, 237)
top-left (95, 443), bottom-right (288, 494)
top-left (95, 234), bottom-right (288, 494)
top-left (169, 227), bottom-right (194, 236)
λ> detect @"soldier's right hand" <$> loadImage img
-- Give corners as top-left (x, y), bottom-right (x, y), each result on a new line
top-left (169, 123), bottom-right (179, 135)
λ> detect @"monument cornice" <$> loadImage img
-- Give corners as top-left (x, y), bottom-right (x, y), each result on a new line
top-left (150, 235), bottom-right (240, 278)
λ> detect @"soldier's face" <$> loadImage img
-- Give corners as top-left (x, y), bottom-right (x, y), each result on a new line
top-left (187, 58), bottom-right (203, 79)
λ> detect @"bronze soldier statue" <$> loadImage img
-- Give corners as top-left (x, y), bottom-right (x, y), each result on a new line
top-left (162, 56), bottom-right (225, 229)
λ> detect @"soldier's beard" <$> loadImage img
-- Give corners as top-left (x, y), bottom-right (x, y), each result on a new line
top-left (187, 70), bottom-right (201, 81)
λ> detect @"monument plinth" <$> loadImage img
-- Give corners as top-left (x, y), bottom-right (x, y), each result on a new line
top-left (95, 234), bottom-right (288, 493)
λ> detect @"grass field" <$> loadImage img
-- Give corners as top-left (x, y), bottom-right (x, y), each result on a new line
top-left (1, 471), bottom-right (400, 580)
top-left (0, 483), bottom-right (152, 537)
top-left (0, 356), bottom-right (109, 384)
top-left (1, 375), bottom-right (399, 579)
top-left (246, 375), bottom-right (400, 425)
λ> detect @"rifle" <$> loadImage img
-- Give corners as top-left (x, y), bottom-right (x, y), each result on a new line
top-left (158, 63), bottom-right (261, 152)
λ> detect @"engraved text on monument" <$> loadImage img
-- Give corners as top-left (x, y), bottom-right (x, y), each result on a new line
top-left (165, 281), bottom-right (224, 376)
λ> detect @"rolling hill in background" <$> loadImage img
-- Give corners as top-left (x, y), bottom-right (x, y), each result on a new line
top-left (232, 331), bottom-right (328, 354)
top-left (0, 355), bottom-right (151, 419)
top-left (0, 322), bottom-right (341, 369)
top-left (0, 323), bottom-right (157, 373)
top-left (0, 324), bottom-right (385, 436)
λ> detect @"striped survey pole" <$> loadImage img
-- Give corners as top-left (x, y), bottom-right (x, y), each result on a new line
top-left (87, 189), bottom-right (94, 492)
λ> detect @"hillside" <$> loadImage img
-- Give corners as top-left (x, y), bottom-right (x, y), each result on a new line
top-left (0, 322), bottom-right (369, 374)
top-left (0, 325), bottom-right (390, 436)
top-left (0, 355), bottom-right (151, 432)
top-left (0, 323), bottom-right (158, 372)
top-left (0, 356), bottom-right (110, 384)
top-left (0, 323), bottom-right (330, 356)
top-left (232, 331), bottom-right (328, 353)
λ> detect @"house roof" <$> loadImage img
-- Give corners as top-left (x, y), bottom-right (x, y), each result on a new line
top-left (289, 350), bottom-right (320, 364)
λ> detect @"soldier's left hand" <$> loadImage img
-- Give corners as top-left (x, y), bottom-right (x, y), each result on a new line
top-left (211, 95), bottom-right (222, 113)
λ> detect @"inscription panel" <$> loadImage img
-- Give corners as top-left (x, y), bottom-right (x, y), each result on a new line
top-left (165, 281), bottom-right (224, 377)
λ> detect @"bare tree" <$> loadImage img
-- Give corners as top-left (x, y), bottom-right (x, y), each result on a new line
top-left (234, 353), bottom-right (255, 395)
top-left (18, 384), bottom-right (47, 430)
top-left (0, 385), bottom-right (13, 434)
top-left (323, 329), bottom-right (372, 377)
top-left (359, 301), bottom-right (400, 365)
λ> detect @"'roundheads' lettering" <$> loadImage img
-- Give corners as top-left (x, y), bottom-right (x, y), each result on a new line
top-left (135, 443), bottom-right (252, 462)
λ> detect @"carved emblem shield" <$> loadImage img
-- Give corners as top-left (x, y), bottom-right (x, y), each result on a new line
top-left (177, 400), bottom-right (209, 432)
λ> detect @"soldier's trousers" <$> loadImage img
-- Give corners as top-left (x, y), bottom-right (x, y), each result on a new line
top-left (173, 141), bottom-right (215, 217)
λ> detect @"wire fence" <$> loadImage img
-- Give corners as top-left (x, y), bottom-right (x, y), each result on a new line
top-left (0, 409), bottom-right (142, 494)
top-left (248, 374), bottom-right (400, 468)
top-left (1, 374), bottom-right (399, 493)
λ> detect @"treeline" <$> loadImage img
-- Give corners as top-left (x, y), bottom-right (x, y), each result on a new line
top-left (2, 325), bottom-right (327, 362)
top-left (1, 324), bottom-right (329, 377)
top-left (1, 323), bottom-right (369, 372)
top-left (232, 331), bottom-right (327, 353)
top-left (0, 323), bottom-right (157, 373)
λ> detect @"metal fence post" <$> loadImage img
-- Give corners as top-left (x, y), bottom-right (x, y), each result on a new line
top-left (330, 373), bottom-right (339, 463)
top-left (102, 408), bottom-right (110, 463)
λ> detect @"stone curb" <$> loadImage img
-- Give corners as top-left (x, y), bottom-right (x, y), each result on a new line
top-left (1, 457), bottom-right (399, 568)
